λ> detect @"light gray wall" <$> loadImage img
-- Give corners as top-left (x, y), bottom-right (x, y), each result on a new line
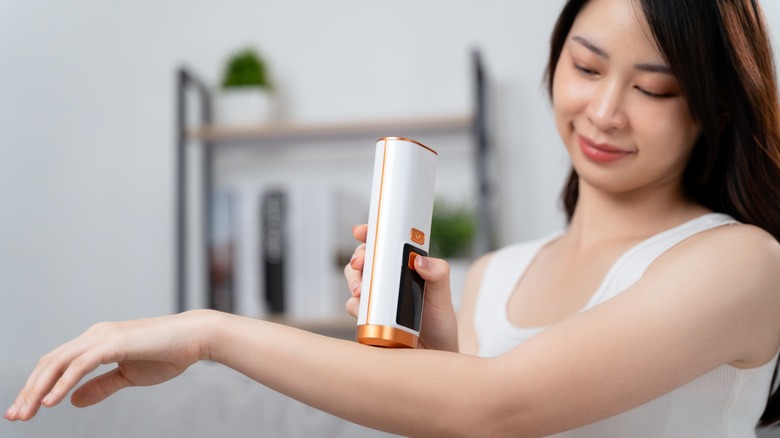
top-left (1, 0), bottom-right (780, 403)
top-left (0, 0), bottom-right (570, 362)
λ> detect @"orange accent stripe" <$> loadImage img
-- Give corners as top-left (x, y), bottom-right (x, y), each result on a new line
top-left (377, 136), bottom-right (438, 156)
top-left (366, 139), bottom-right (389, 324)
top-left (356, 324), bottom-right (419, 348)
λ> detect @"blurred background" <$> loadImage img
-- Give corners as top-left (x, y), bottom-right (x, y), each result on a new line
top-left (1, 1), bottom-right (779, 437)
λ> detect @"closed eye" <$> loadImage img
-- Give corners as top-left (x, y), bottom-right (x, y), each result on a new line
top-left (574, 64), bottom-right (599, 76)
top-left (636, 87), bottom-right (675, 99)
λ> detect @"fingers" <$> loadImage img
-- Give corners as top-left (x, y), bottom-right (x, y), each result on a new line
top-left (5, 326), bottom-right (116, 421)
top-left (352, 224), bottom-right (368, 244)
top-left (40, 348), bottom-right (106, 408)
top-left (12, 336), bottom-right (76, 412)
top-left (413, 255), bottom-right (450, 289)
top-left (413, 256), bottom-right (460, 352)
top-left (344, 251), bottom-right (364, 319)
top-left (5, 354), bottom-right (90, 421)
top-left (70, 367), bottom-right (132, 408)
top-left (344, 224), bottom-right (368, 299)
top-left (348, 243), bottom-right (366, 272)
top-left (413, 255), bottom-right (454, 312)
top-left (5, 314), bottom-right (201, 422)
top-left (345, 296), bottom-right (360, 318)
top-left (344, 243), bottom-right (366, 299)
top-left (343, 227), bottom-right (368, 318)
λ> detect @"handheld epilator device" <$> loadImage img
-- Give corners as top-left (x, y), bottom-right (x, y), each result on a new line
top-left (356, 137), bottom-right (438, 348)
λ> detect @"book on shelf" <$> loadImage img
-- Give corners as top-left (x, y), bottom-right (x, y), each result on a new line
top-left (283, 183), bottom-right (341, 321)
top-left (261, 189), bottom-right (286, 315)
top-left (227, 181), bottom-right (368, 323)
top-left (208, 189), bottom-right (235, 313)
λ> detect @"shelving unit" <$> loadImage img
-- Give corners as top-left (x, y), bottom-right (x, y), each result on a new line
top-left (188, 114), bottom-right (473, 144)
top-left (174, 51), bottom-right (493, 335)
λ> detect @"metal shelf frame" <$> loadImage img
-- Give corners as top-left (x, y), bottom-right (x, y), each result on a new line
top-left (174, 51), bottom-right (494, 314)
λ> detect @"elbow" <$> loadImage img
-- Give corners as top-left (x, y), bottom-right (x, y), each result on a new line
top-left (460, 405), bottom-right (536, 438)
top-left (428, 385), bottom-right (538, 438)
top-left (412, 357), bottom-right (542, 438)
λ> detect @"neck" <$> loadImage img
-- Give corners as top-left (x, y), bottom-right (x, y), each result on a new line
top-left (566, 178), bottom-right (709, 248)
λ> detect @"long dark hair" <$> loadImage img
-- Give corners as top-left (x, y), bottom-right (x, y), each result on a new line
top-left (545, 0), bottom-right (780, 428)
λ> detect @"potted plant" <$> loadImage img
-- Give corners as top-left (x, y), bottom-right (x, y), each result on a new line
top-left (430, 197), bottom-right (476, 259)
top-left (216, 47), bottom-right (276, 124)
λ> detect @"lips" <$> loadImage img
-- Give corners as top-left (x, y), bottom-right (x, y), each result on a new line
top-left (577, 135), bottom-right (633, 163)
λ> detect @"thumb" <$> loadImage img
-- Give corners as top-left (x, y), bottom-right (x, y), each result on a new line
top-left (414, 256), bottom-right (452, 303)
top-left (70, 367), bottom-right (132, 408)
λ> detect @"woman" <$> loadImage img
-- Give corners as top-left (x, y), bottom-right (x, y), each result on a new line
top-left (7, 0), bottom-right (780, 435)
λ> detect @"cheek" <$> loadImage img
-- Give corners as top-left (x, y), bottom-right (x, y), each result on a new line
top-left (667, 111), bottom-right (701, 151)
top-left (632, 107), bottom-right (701, 177)
top-left (551, 82), bottom-right (574, 146)
top-left (635, 105), bottom-right (700, 157)
top-left (552, 66), bottom-right (591, 125)
top-left (552, 69), bottom-right (591, 152)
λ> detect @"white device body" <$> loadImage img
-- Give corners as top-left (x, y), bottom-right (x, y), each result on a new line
top-left (356, 137), bottom-right (438, 348)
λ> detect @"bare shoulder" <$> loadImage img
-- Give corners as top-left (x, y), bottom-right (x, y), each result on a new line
top-left (648, 222), bottom-right (780, 366)
top-left (705, 222), bottom-right (779, 251)
top-left (658, 222), bottom-right (780, 274)
top-left (652, 222), bottom-right (780, 303)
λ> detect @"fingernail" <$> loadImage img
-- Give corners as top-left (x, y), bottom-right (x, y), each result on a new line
top-left (351, 281), bottom-right (361, 295)
top-left (17, 403), bottom-right (27, 418)
top-left (415, 255), bottom-right (429, 270)
top-left (349, 254), bottom-right (357, 265)
top-left (4, 404), bottom-right (14, 419)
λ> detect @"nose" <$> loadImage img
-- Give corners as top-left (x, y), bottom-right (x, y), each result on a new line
top-left (585, 80), bottom-right (628, 132)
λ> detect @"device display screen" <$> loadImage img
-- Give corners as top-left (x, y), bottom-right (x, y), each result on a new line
top-left (396, 243), bottom-right (426, 332)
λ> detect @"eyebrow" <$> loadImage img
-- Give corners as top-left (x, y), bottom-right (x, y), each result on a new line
top-left (571, 35), bottom-right (673, 75)
top-left (634, 62), bottom-right (673, 75)
top-left (572, 36), bottom-right (609, 59)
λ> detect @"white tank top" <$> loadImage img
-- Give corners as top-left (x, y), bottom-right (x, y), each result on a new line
top-left (473, 213), bottom-right (779, 437)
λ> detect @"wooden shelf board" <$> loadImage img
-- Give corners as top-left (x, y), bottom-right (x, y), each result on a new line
top-left (188, 114), bottom-right (473, 143)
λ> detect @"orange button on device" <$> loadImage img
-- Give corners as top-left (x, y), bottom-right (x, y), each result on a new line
top-left (410, 228), bottom-right (425, 245)
top-left (408, 252), bottom-right (419, 270)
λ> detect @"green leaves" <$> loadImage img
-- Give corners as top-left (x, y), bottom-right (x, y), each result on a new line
top-left (221, 48), bottom-right (273, 90)
top-left (429, 198), bottom-right (475, 259)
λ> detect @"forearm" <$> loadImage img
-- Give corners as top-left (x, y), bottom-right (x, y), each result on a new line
top-left (203, 311), bottom-right (502, 437)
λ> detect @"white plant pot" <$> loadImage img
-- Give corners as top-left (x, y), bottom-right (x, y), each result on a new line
top-left (215, 88), bottom-right (275, 125)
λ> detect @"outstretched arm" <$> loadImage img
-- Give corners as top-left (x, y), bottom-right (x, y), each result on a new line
top-left (6, 224), bottom-right (780, 437)
top-left (5, 310), bottom-right (501, 437)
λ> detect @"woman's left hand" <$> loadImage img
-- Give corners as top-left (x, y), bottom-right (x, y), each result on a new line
top-left (4, 311), bottom-right (211, 421)
top-left (344, 224), bottom-right (460, 352)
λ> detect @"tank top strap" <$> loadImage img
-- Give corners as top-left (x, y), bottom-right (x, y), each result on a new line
top-left (582, 213), bottom-right (738, 309)
top-left (474, 213), bottom-right (738, 357)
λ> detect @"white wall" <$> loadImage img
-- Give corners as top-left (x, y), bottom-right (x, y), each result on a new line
top-left (0, 0), bottom-right (564, 363)
top-left (1, 0), bottom-right (780, 365)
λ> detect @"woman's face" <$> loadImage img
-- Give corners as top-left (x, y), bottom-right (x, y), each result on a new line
top-left (552, 0), bottom-right (701, 198)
